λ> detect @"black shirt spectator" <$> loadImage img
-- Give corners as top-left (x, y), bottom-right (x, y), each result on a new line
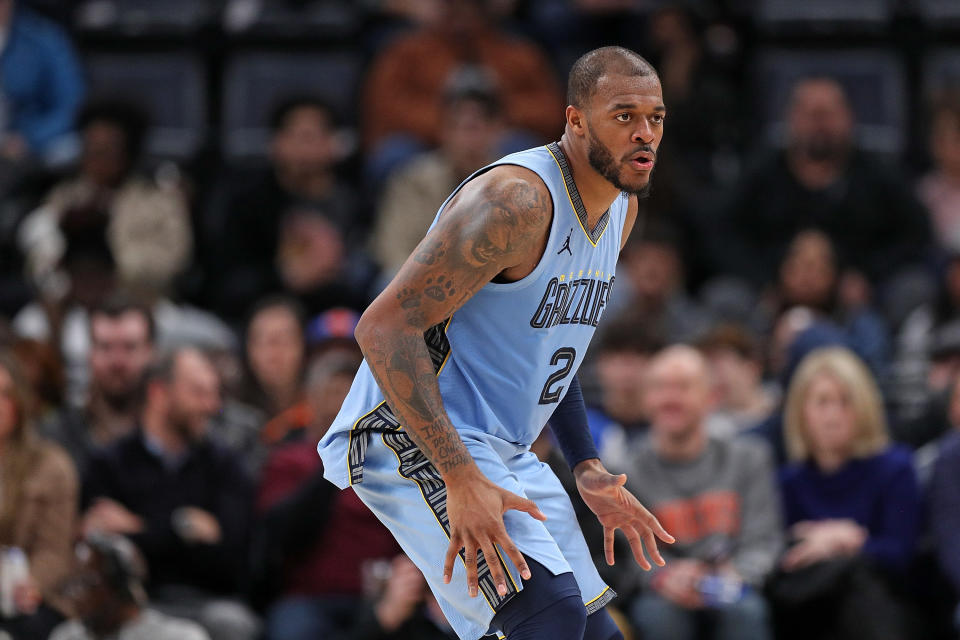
top-left (204, 97), bottom-right (367, 320)
top-left (83, 428), bottom-right (251, 593)
top-left (82, 347), bottom-right (258, 640)
top-left (713, 78), bottom-right (929, 288)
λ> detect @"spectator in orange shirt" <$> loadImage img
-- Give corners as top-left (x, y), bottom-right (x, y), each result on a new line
top-left (362, 0), bottom-right (563, 184)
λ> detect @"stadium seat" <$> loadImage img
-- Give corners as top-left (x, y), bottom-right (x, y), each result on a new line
top-left (913, 0), bottom-right (960, 30)
top-left (84, 53), bottom-right (208, 160)
top-left (221, 50), bottom-right (363, 160)
top-left (924, 48), bottom-right (960, 94)
top-left (75, 0), bottom-right (217, 34)
top-left (754, 49), bottom-right (907, 155)
top-left (222, 0), bottom-right (363, 38)
top-left (755, 0), bottom-right (894, 33)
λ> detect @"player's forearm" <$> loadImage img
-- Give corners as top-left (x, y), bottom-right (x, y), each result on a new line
top-left (356, 318), bottom-right (475, 478)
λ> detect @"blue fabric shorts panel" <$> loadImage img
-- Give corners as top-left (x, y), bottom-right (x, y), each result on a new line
top-left (350, 429), bottom-right (614, 640)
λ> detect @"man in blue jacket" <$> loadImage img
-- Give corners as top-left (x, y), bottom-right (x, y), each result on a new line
top-left (0, 0), bottom-right (84, 162)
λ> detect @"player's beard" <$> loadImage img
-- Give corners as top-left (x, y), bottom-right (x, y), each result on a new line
top-left (588, 129), bottom-right (654, 198)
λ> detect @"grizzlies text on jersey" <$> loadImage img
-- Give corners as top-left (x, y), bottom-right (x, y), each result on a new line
top-left (319, 142), bottom-right (629, 489)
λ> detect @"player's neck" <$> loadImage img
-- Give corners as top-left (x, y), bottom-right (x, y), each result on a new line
top-left (557, 136), bottom-right (623, 228)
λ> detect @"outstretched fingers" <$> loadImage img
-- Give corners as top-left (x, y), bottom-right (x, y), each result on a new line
top-left (503, 493), bottom-right (547, 522)
top-left (643, 510), bottom-right (675, 544)
top-left (641, 523), bottom-right (666, 567)
top-left (443, 533), bottom-right (461, 585)
top-left (480, 539), bottom-right (510, 597)
top-left (604, 526), bottom-right (616, 566)
top-left (462, 539), bottom-right (480, 597)
top-left (497, 534), bottom-right (533, 581)
top-left (623, 525), bottom-right (652, 571)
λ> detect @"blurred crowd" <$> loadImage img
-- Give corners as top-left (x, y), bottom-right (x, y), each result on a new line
top-left (0, 0), bottom-right (960, 639)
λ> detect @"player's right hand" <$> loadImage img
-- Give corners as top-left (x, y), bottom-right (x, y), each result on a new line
top-left (442, 468), bottom-right (546, 599)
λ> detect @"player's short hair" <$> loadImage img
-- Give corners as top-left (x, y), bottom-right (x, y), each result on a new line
top-left (567, 46), bottom-right (658, 109)
top-left (269, 95), bottom-right (337, 133)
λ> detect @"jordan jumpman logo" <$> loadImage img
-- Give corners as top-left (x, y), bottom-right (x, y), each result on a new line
top-left (558, 228), bottom-right (573, 256)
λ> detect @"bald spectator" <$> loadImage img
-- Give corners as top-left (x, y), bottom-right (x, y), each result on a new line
top-left (714, 77), bottom-right (929, 292)
top-left (621, 346), bottom-right (781, 640)
top-left (82, 348), bottom-right (259, 640)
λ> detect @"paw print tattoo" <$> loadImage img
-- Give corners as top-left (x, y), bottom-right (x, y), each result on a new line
top-left (425, 276), bottom-right (456, 301)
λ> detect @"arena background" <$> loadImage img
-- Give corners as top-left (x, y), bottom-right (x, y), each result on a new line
top-left (0, 1), bottom-right (959, 639)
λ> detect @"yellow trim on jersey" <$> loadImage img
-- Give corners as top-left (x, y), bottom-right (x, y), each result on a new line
top-left (545, 145), bottom-right (609, 248)
top-left (585, 585), bottom-right (613, 607)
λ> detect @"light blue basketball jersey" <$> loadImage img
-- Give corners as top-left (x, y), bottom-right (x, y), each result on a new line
top-left (319, 143), bottom-right (629, 489)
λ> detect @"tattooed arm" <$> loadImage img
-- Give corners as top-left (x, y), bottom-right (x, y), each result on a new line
top-left (354, 166), bottom-right (551, 598)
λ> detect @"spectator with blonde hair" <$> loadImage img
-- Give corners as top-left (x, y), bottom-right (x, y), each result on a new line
top-left (771, 347), bottom-right (920, 640)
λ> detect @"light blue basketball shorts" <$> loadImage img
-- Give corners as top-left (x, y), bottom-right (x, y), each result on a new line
top-left (329, 428), bottom-right (615, 640)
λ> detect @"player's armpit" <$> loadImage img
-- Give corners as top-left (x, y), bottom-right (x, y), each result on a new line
top-left (355, 165), bottom-right (552, 477)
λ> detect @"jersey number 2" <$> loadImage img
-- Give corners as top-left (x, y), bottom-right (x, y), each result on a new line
top-left (538, 347), bottom-right (577, 405)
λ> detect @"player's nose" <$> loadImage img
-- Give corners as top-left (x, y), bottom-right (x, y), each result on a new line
top-left (631, 123), bottom-right (655, 145)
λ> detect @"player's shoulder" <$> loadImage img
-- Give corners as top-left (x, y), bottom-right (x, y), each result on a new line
top-left (469, 163), bottom-right (551, 198)
top-left (455, 164), bottom-right (554, 225)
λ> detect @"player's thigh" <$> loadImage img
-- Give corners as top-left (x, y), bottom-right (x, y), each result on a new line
top-left (508, 451), bottom-right (615, 612)
top-left (351, 430), bottom-right (570, 640)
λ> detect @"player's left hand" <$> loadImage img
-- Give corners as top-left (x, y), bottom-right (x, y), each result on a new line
top-left (574, 458), bottom-right (674, 570)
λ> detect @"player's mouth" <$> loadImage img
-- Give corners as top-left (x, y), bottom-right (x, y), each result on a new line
top-left (627, 150), bottom-right (655, 171)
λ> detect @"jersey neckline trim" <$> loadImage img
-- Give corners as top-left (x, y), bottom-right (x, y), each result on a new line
top-left (545, 142), bottom-right (610, 247)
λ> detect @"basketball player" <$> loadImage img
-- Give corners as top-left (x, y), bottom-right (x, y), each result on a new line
top-left (318, 47), bottom-right (674, 640)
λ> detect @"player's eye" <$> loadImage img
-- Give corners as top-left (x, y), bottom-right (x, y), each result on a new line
top-left (651, 114), bottom-right (665, 124)
top-left (615, 113), bottom-right (631, 122)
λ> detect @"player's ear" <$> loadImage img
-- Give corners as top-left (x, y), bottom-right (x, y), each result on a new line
top-left (566, 105), bottom-right (586, 136)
